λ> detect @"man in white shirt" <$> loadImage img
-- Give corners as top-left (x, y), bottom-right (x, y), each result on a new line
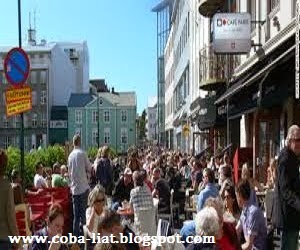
top-left (68, 134), bottom-right (92, 237)
top-left (34, 162), bottom-right (47, 189)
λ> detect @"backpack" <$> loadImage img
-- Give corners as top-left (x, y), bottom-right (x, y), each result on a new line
top-left (96, 158), bottom-right (113, 195)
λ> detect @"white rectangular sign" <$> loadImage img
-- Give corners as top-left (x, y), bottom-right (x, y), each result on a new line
top-left (50, 120), bottom-right (67, 129)
top-left (213, 12), bottom-right (251, 54)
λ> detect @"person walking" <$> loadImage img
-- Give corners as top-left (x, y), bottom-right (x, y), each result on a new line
top-left (275, 125), bottom-right (300, 250)
top-left (68, 134), bottom-right (92, 237)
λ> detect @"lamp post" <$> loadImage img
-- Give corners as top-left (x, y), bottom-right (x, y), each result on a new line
top-left (114, 103), bottom-right (118, 154)
top-left (97, 93), bottom-right (100, 148)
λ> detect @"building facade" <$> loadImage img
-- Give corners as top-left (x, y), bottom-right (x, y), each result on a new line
top-left (68, 91), bottom-right (137, 152)
top-left (0, 40), bottom-right (88, 150)
top-left (152, 0), bottom-right (174, 147)
top-left (198, 0), bottom-right (298, 183)
top-left (146, 104), bottom-right (158, 142)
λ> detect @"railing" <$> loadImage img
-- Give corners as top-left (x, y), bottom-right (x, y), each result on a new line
top-left (199, 45), bottom-right (240, 90)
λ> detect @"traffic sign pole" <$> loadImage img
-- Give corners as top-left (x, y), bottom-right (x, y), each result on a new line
top-left (18, 0), bottom-right (25, 188)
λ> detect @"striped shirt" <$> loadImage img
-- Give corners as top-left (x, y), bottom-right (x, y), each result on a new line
top-left (130, 185), bottom-right (154, 211)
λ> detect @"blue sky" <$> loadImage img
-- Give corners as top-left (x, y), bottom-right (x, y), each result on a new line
top-left (0, 0), bottom-right (159, 114)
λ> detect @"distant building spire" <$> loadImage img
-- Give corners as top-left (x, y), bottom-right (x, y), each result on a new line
top-left (28, 11), bottom-right (36, 46)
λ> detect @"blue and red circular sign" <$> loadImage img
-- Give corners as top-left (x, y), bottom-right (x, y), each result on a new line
top-left (4, 47), bottom-right (30, 88)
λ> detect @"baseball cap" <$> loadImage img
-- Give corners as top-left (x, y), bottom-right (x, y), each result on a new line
top-left (124, 168), bottom-right (132, 175)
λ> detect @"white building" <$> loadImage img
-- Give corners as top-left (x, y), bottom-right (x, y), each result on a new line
top-left (146, 104), bottom-right (158, 141)
top-left (164, 0), bottom-right (193, 153)
top-left (0, 38), bottom-right (89, 149)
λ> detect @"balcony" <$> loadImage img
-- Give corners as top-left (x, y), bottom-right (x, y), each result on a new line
top-left (199, 45), bottom-right (240, 91)
top-left (198, 0), bottom-right (224, 17)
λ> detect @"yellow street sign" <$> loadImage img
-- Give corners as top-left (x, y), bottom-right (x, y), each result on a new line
top-left (6, 98), bottom-right (32, 117)
top-left (5, 87), bottom-right (31, 104)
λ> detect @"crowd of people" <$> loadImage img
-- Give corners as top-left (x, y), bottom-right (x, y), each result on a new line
top-left (0, 124), bottom-right (300, 250)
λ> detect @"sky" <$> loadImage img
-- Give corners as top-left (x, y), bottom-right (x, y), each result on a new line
top-left (0, 0), bottom-right (159, 114)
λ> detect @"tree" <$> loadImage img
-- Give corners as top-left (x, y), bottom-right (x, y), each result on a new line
top-left (138, 109), bottom-right (147, 143)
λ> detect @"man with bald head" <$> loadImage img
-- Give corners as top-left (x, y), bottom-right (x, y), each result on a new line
top-left (276, 125), bottom-right (300, 250)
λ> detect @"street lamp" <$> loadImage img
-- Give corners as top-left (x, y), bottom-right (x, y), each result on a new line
top-left (97, 93), bottom-right (100, 148)
top-left (114, 103), bottom-right (119, 154)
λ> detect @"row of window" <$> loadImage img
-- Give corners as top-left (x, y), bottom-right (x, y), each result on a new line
top-left (1, 135), bottom-right (33, 150)
top-left (0, 70), bottom-right (47, 85)
top-left (1, 91), bottom-right (47, 106)
top-left (75, 110), bottom-right (128, 124)
top-left (2, 113), bottom-right (47, 128)
top-left (75, 127), bottom-right (128, 145)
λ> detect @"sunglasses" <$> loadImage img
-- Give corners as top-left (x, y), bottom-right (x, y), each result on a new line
top-left (95, 198), bottom-right (105, 203)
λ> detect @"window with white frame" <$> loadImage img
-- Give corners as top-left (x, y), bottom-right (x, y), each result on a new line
top-left (30, 71), bottom-right (37, 84)
top-left (92, 129), bottom-right (98, 146)
top-left (2, 92), bottom-right (6, 105)
top-left (40, 70), bottom-right (47, 84)
top-left (13, 116), bottom-right (20, 128)
top-left (3, 115), bottom-right (8, 128)
top-left (41, 113), bottom-right (47, 127)
top-left (24, 114), bottom-right (28, 128)
top-left (32, 91), bottom-right (37, 106)
top-left (75, 127), bottom-right (82, 135)
top-left (121, 128), bottom-right (128, 144)
top-left (104, 128), bottom-right (110, 144)
top-left (24, 136), bottom-right (31, 151)
top-left (3, 136), bottom-right (10, 149)
top-left (104, 110), bottom-right (110, 122)
top-left (2, 73), bottom-right (7, 84)
top-left (92, 110), bottom-right (99, 123)
top-left (75, 110), bottom-right (82, 124)
top-left (32, 113), bottom-right (38, 127)
top-left (41, 91), bottom-right (47, 105)
top-left (121, 110), bottom-right (127, 122)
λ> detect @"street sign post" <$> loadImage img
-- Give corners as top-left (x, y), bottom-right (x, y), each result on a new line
top-left (4, 47), bottom-right (30, 87)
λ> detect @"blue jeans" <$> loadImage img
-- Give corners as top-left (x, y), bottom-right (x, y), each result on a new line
top-left (72, 189), bottom-right (89, 237)
top-left (0, 240), bottom-right (12, 250)
top-left (281, 228), bottom-right (299, 250)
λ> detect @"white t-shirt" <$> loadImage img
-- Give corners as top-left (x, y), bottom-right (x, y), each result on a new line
top-left (68, 147), bottom-right (91, 195)
top-left (86, 207), bottom-right (101, 234)
top-left (34, 174), bottom-right (47, 189)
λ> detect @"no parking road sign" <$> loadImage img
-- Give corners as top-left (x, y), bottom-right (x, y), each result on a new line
top-left (4, 47), bottom-right (30, 88)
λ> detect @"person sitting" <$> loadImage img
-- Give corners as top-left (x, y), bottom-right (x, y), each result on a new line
top-left (130, 171), bottom-right (155, 236)
top-left (34, 162), bottom-right (47, 189)
top-left (186, 207), bottom-right (220, 250)
top-left (152, 168), bottom-right (171, 214)
top-left (112, 168), bottom-right (134, 211)
top-left (30, 204), bottom-right (76, 250)
top-left (222, 185), bottom-right (240, 226)
top-left (197, 168), bottom-right (219, 211)
top-left (219, 166), bottom-right (233, 198)
top-left (60, 165), bottom-right (69, 185)
top-left (52, 162), bottom-right (68, 188)
top-left (86, 185), bottom-right (106, 235)
top-left (95, 209), bottom-right (139, 250)
top-left (236, 179), bottom-right (267, 250)
top-left (241, 164), bottom-right (259, 206)
top-left (140, 169), bottom-right (153, 192)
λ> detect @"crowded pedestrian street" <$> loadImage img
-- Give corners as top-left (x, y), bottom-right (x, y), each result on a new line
top-left (1, 0), bottom-right (300, 250)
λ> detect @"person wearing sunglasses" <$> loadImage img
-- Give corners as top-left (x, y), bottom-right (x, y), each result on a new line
top-left (275, 125), bottom-right (300, 250)
top-left (86, 185), bottom-right (107, 234)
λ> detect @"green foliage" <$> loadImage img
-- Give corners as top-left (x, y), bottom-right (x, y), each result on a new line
top-left (6, 145), bottom-right (66, 187)
top-left (87, 147), bottom-right (98, 160)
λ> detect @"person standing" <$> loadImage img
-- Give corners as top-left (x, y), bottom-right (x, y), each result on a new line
top-left (68, 134), bottom-right (91, 237)
top-left (0, 149), bottom-right (19, 250)
top-left (275, 125), bottom-right (300, 250)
